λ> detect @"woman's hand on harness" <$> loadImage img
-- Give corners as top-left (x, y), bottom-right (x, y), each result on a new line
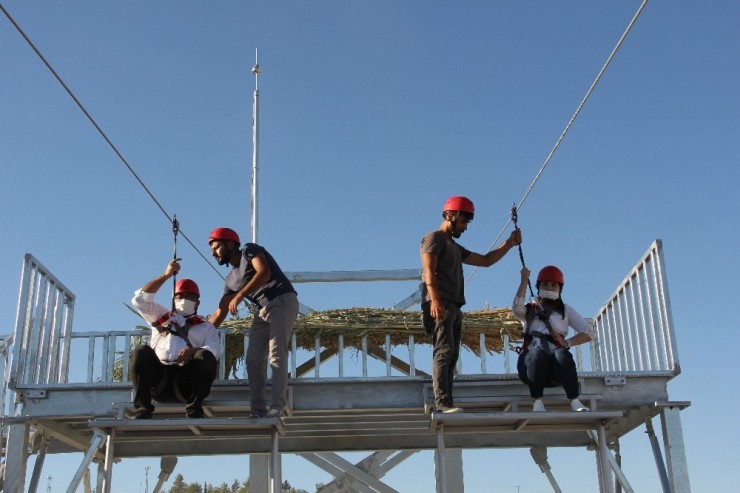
top-left (550, 331), bottom-right (569, 349)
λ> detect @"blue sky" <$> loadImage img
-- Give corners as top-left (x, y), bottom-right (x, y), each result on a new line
top-left (1, 1), bottom-right (738, 491)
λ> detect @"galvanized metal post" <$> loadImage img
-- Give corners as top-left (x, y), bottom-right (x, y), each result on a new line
top-left (660, 407), bottom-right (691, 493)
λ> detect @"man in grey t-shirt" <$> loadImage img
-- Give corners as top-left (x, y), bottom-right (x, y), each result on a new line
top-left (421, 196), bottom-right (522, 413)
top-left (208, 227), bottom-right (298, 419)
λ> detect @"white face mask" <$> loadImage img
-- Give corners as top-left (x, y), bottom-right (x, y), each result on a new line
top-left (539, 289), bottom-right (560, 300)
top-left (174, 299), bottom-right (197, 317)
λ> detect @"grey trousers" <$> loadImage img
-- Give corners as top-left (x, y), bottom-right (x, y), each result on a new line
top-left (247, 291), bottom-right (299, 413)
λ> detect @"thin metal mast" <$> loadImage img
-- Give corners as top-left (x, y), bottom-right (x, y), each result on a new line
top-left (250, 47), bottom-right (262, 244)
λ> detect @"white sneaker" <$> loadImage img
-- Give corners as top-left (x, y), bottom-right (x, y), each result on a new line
top-left (436, 405), bottom-right (463, 414)
top-left (571, 399), bottom-right (589, 412)
top-left (532, 399), bottom-right (546, 412)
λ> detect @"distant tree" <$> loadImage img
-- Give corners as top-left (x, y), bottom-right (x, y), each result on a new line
top-left (184, 482), bottom-right (203, 493)
top-left (168, 474), bottom-right (187, 493)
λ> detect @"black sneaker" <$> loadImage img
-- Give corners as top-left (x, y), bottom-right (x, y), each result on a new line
top-left (248, 410), bottom-right (266, 419)
top-left (266, 408), bottom-right (286, 418)
top-left (132, 409), bottom-right (152, 420)
top-left (186, 408), bottom-right (204, 419)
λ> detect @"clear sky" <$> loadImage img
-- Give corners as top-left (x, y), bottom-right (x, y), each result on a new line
top-left (1, 1), bottom-right (738, 492)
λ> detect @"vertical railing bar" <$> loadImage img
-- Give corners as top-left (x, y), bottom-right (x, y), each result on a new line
top-left (642, 256), bottom-right (661, 369)
top-left (385, 335), bottom-right (392, 376)
top-left (291, 332), bottom-right (297, 379)
top-left (409, 335), bottom-right (416, 376)
top-left (478, 333), bottom-right (486, 374)
top-left (605, 302), bottom-right (619, 371)
top-left (634, 264), bottom-right (653, 371)
top-left (100, 335), bottom-right (110, 383)
top-left (58, 295), bottom-right (74, 384)
top-left (87, 337), bottom-right (96, 383)
top-left (625, 277), bottom-right (640, 371)
top-left (654, 242), bottom-right (679, 372)
top-left (314, 336), bottom-right (321, 378)
top-left (218, 331), bottom-right (227, 380)
top-left (338, 334), bottom-right (344, 378)
top-left (27, 275), bottom-right (49, 384)
top-left (36, 287), bottom-right (55, 385)
top-left (614, 292), bottom-right (630, 371)
top-left (501, 330), bottom-right (511, 374)
top-left (122, 333), bottom-right (132, 383)
top-left (10, 256), bottom-right (34, 387)
top-left (243, 332), bottom-right (249, 380)
top-left (46, 290), bottom-right (65, 384)
top-left (361, 336), bottom-right (368, 377)
top-left (107, 334), bottom-right (118, 382)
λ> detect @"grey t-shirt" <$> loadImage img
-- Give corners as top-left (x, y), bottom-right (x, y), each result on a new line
top-left (420, 231), bottom-right (471, 306)
top-left (224, 243), bottom-right (296, 308)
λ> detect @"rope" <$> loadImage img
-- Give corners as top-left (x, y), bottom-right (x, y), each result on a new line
top-left (511, 204), bottom-right (534, 298)
top-left (0, 3), bottom-right (224, 280)
top-left (466, 0), bottom-right (648, 285)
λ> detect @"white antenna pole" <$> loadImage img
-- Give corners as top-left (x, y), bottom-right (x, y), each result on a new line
top-left (250, 47), bottom-right (262, 244)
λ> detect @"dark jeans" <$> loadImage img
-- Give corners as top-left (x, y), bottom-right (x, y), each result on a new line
top-left (129, 345), bottom-right (217, 414)
top-left (517, 346), bottom-right (579, 399)
top-left (422, 301), bottom-right (462, 409)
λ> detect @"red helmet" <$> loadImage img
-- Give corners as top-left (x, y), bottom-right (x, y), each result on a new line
top-left (442, 196), bottom-right (475, 215)
top-left (537, 266), bottom-right (564, 285)
top-left (208, 227), bottom-right (240, 245)
top-left (175, 278), bottom-right (200, 297)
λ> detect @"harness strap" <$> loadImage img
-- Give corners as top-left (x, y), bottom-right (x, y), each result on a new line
top-left (152, 312), bottom-right (201, 348)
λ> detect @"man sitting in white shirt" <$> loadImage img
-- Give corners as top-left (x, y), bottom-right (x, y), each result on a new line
top-left (130, 259), bottom-right (220, 419)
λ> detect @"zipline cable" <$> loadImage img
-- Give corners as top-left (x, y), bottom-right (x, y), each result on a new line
top-left (0, 3), bottom-right (224, 280)
top-left (466, 0), bottom-right (648, 286)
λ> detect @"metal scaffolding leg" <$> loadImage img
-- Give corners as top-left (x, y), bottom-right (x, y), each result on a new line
top-left (28, 435), bottom-right (49, 493)
top-left (102, 430), bottom-right (116, 493)
top-left (4, 422), bottom-right (30, 493)
top-left (660, 407), bottom-right (691, 493)
top-left (152, 456), bottom-right (178, 493)
top-left (304, 450), bottom-right (416, 492)
top-left (66, 430), bottom-right (107, 493)
top-left (270, 429), bottom-right (281, 493)
top-left (645, 418), bottom-right (671, 493)
top-left (435, 423), bottom-right (447, 493)
top-left (433, 423), bottom-right (464, 493)
top-left (530, 447), bottom-right (563, 493)
top-left (596, 423), bottom-right (615, 493)
top-left (251, 454), bottom-right (270, 493)
top-left (588, 430), bottom-right (634, 493)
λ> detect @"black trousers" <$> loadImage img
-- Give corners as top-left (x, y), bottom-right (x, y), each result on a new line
top-left (422, 301), bottom-right (463, 409)
top-left (129, 345), bottom-right (217, 413)
top-left (517, 347), bottom-right (580, 399)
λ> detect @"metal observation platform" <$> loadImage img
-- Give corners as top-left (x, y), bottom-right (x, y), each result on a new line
top-left (0, 240), bottom-right (690, 493)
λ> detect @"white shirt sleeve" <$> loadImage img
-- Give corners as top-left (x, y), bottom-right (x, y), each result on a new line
top-left (565, 304), bottom-right (596, 340)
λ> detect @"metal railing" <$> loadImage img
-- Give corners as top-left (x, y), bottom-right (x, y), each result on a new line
top-left (592, 240), bottom-right (679, 374)
top-left (5, 241), bottom-right (679, 387)
top-left (9, 254), bottom-right (75, 389)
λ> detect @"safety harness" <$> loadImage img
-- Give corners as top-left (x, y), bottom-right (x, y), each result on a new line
top-left (152, 312), bottom-right (205, 349)
top-left (516, 302), bottom-right (567, 355)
